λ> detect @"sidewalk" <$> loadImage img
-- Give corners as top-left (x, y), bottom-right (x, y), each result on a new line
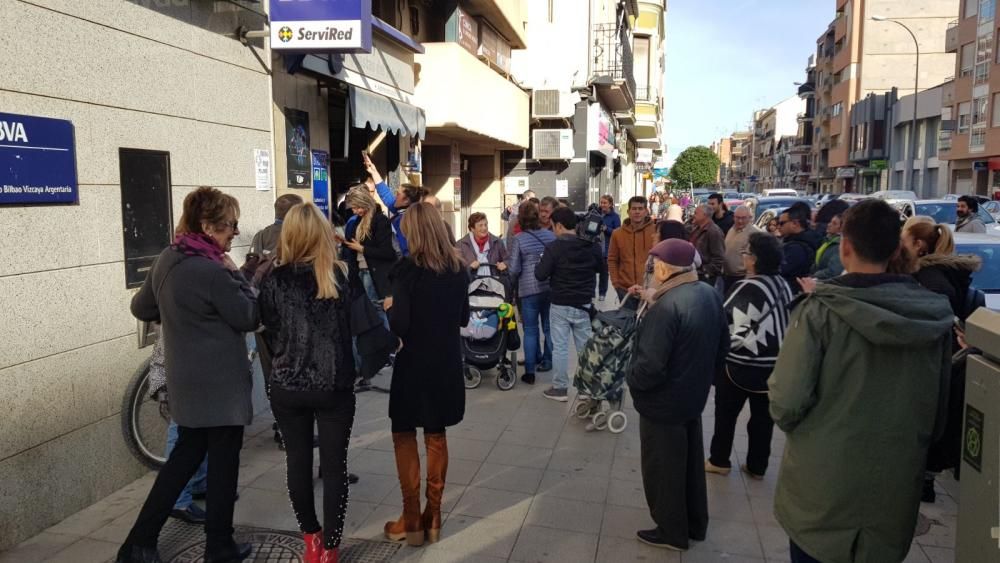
top-left (0, 299), bottom-right (960, 563)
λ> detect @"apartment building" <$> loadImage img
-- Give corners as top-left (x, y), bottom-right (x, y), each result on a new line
top-left (724, 131), bottom-right (753, 188)
top-left (892, 85), bottom-right (950, 196)
top-left (812, 0), bottom-right (958, 193)
top-left (752, 96), bottom-right (805, 191)
top-left (795, 56), bottom-right (818, 191)
top-left (848, 89), bottom-right (897, 192)
top-left (938, 0), bottom-right (1000, 195)
top-left (507, 0), bottom-right (666, 209)
top-left (712, 137), bottom-right (732, 184)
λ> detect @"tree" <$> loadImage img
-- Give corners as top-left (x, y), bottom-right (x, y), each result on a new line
top-left (669, 146), bottom-right (720, 189)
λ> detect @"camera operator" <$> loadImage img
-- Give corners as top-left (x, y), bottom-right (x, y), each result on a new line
top-left (534, 207), bottom-right (604, 402)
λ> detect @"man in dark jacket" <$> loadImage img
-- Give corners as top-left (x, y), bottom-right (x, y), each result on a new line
top-left (535, 207), bottom-right (604, 402)
top-left (689, 204), bottom-right (726, 286)
top-left (778, 202), bottom-right (822, 294)
top-left (627, 239), bottom-right (729, 551)
top-left (708, 193), bottom-right (735, 235)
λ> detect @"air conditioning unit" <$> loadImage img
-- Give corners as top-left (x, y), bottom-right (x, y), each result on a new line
top-left (531, 90), bottom-right (575, 119)
top-left (532, 129), bottom-right (575, 160)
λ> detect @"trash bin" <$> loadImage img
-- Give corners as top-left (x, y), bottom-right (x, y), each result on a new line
top-left (956, 308), bottom-right (1000, 562)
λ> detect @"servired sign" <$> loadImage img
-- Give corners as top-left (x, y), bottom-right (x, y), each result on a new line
top-left (271, 0), bottom-right (373, 53)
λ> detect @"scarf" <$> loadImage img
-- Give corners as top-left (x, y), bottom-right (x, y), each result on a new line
top-left (474, 233), bottom-right (490, 252)
top-left (172, 232), bottom-right (225, 264)
top-left (956, 214), bottom-right (974, 231)
top-left (645, 269), bottom-right (700, 307)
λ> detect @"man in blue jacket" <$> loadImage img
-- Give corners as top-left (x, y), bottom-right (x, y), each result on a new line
top-left (598, 194), bottom-right (621, 301)
top-left (363, 153), bottom-right (426, 256)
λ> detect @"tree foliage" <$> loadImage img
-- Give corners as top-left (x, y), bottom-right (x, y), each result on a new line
top-left (669, 146), bottom-right (720, 189)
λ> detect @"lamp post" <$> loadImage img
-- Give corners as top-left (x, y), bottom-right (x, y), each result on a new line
top-left (873, 16), bottom-right (920, 195)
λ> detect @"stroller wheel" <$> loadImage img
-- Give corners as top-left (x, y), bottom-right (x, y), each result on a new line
top-left (574, 398), bottom-right (593, 419)
top-left (496, 365), bottom-right (516, 391)
top-left (607, 411), bottom-right (628, 434)
top-left (591, 411), bottom-right (609, 431)
top-left (464, 366), bottom-right (483, 389)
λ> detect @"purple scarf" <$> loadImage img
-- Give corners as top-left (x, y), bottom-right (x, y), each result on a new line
top-left (172, 232), bottom-right (225, 264)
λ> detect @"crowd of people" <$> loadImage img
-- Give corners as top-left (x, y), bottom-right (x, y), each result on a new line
top-left (115, 174), bottom-right (978, 563)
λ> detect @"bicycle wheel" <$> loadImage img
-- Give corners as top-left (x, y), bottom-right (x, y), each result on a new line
top-left (121, 358), bottom-right (169, 470)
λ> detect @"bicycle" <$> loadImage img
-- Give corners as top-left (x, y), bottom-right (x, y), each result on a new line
top-left (120, 322), bottom-right (259, 470)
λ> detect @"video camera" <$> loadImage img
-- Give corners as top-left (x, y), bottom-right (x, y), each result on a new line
top-left (576, 206), bottom-right (605, 243)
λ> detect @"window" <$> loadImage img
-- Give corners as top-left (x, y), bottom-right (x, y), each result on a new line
top-left (119, 149), bottom-right (173, 288)
top-left (873, 120), bottom-right (886, 150)
top-left (973, 95), bottom-right (989, 126)
top-left (961, 42), bottom-right (976, 76)
top-left (832, 102), bottom-right (843, 116)
top-left (975, 34), bottom-right (993, 84)
top-left (633, 36), bottom-right (651, 101)
top-left (966, 0), bottom-right (979, 18)
top-left (980, 0), bottom-right (995, 22)
top-left (372, 0), bottom-right (399, 28)
top-left (992, 93), bottom-right (1000, 126)
top-left (972, 127), bottom-right (987, 148)
top-left (959, 101), bottom-right (972, 133)
top-left (916, 121), bottom-right (927, 158)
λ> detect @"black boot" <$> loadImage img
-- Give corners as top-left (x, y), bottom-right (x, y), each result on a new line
top-left (115, 544), bottom-right (162, 563)
top-left (921, 477), bottom-right (936, 503)
top-left (204, 541), bottom-right (252, 563)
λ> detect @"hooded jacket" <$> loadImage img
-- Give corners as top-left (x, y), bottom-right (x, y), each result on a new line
top-left (913, 253), bottom-right (981, 318)
top-left (780, 229), bottom-right (823, 292)
top-left (811, 235), bottom-right (843, 280)
top-left (534, 234), bottom-right (604, 307)
top-left (608, 218), bottom-right (656, 290)
top-left (768, 274), bottom-right (952, 563)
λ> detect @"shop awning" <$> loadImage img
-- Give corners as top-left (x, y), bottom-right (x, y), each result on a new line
top-left (350, 86), bottom-right (426, 139)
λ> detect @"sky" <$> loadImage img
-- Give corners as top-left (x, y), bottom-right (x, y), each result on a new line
top-left (661, 0), bottom-right (832, 167)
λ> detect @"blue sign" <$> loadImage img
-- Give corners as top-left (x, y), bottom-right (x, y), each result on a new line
top-left (312, 150), bottom-right (330, 218)
top-left (0, 113), bottom-right (78, 205)
top-left (271, 0), bottom-right (373, 53)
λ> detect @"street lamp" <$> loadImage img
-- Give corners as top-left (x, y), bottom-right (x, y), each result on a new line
top-left (872, 15), bottom-right (920, 195)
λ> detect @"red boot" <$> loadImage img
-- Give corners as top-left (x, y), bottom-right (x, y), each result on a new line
top-left (320, 547), bottom-right (339, 563)
top-left (303, 531), bottom-right (323, 563)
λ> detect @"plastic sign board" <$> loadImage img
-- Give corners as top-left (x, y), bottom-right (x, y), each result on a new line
top-left (271, 0), bottom-right (373, 53)
top-left (312, 150), bottom-right (330, 218)
top-left (0, 112), bottom-right (78, 205)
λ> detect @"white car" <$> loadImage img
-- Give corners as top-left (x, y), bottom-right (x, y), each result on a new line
top-left (762, 188), bottom-right (798, 197)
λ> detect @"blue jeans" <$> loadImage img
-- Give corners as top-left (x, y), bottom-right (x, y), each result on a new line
top-left (790, 541), bottom-right (822, 563)
top-left (165, 421), bottom-right (208, 510)
top-left (520, 293), bottom-right (552, 374)
top-left (550, 304), bottom-right (593, 390)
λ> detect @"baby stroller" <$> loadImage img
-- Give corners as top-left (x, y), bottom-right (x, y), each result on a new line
top-left (571, 302), bottom-right (638, 433)
top-left (461, 270), bottom-right (519, 391)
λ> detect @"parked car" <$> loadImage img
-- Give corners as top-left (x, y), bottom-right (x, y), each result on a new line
top-left (907, 200), bottom-right (1000, 235)
top-left (747, 196), bottom-right (812, 228)
top-left (954, 233), bottom-right (1000, 310)
top-left (983, 200), bottom-right (1000, 220)
top-left (763, 188), bottom-right (798, 197)
top-left (815, 193), bottom-right (839, 207)
top-left (872, 189), bottom-right (918, 202)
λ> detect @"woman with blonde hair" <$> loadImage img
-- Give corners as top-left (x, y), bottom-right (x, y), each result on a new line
top-left (902, 216), bottom-right (980, 503)
top-left (259, 202), bottom-right (356, 563)
top-left (343, 185), bottom-right (397, 320)
top-left (383, 203), bottom-right (469, 547)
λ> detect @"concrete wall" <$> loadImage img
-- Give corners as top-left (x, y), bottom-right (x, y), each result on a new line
top-left (0, 0), bottom-right (274, 548)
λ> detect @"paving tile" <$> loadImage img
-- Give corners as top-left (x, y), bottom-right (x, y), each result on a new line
top-left (919, 545), bottom-right (954, 563)
top-left (470, 463), bottom-right (544, 495)
top-left (600, 505), bottom-right (655, 540)
top-left (87, 506), bottom-right (139, 543)
top-left (509, 524), bottom-right (599, 563)
top-left (610, 455), bottom-right (643, 483)
top-left (349, 449), bottom-right (400, 476)
top-left (756, 524), bottom-right (790, 562)
top-left (45, 491), bottom-right (139, 537)
top-left (547, 450), bottom-right (612, 477)
top-left (903, 544), bottom-right (932, 562)
top-left (451, 487), bottom-right (533, 523)
top-left (449, 421), bottom-right (506, 443)
top-left (524, 495), bottom-right (604, 534)
top-left (613, 433), bottom-right (642, 459)
top-left (595, 534), bottom-right (681, 563)
top-left (446, 437), bottom-right (497, 462)
top-left (233, 486), bottom-right (299, 530)
top-left (46, 537), bottom-right (120, 563)
top-left (605, 478), bottom-right (648, 509)
top-left (444, 458), bottom-right (483, 486)
top-left (0, 532), bottom-right (79, 563)
top-left (695, 517), bottom-right (764, 559)
top-left (749, 495), bottom-right (779, 528)
top-left (352, 503), bottom-right (412, 541)
top-left (680, 550), bottom-right (765, 563)
top-left (381, 485), bottom-right (467, 515)
top-left (498, 425), bottom-right (562, 449)
top-left (707, 490), bottom-right (755, 523)
top-left (421, 514), bottom-right (520, 559)
top-left (244, 462), bottom-right (288, 492)
top-left (417, 549), bottom-right (508, 563)
top-left (485, 444), bottom-right (553, 470)
top-left (536, 470), bottom-right (610, 504)
top-left (346, 471), bottom-right (398, 504)
top-left (913, 514), bottom-right (958, 549)
top-left (237, 457), bottom-right (282, 486)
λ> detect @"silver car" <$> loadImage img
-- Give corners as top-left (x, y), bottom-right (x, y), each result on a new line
top-left (954, 233), bottom-right (1000, 310)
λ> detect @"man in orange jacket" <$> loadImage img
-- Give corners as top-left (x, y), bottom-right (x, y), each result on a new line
top-left (608, 196), bottom-right (657, 302)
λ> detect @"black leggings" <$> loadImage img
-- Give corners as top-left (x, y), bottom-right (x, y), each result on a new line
top-left (271, 387), bottom-right (356, 549)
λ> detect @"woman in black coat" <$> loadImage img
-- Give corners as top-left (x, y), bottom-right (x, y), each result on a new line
top-left (383, 203), bottom-right (469, 548)
top-left (342, 186), bottom-right (398, 316)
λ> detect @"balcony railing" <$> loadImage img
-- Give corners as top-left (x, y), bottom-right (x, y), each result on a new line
top-left (635, 86), bottom-right (651, 101)
top-left (592, 23), bottom-right (636, 97)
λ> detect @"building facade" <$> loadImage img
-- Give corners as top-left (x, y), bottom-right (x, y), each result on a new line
top-left (939, 0), bottom-right (1000, 195)
top-left (848, 89), bottom-right (897, 192)
top-left (812, 0), bottom-right (958, 193)
top-left (752, 96), bottom-right (806, 192)
top-left (0, 0), bottom-right (276, 548)
top-left (893, 85), bottom-right (950, 196)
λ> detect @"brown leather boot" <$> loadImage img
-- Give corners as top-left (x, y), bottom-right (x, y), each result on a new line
top-left (422, 432), bottom-right (448, 544)
top-left (384, 432), bottom-right (424, 546)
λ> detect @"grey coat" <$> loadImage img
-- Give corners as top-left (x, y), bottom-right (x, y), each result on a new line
top-left (131, 247), bottom-right (259, 428)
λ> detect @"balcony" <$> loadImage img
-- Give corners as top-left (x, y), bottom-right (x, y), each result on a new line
top-left (413, 43), bottom-right (529, 148)
top-left (591, 23), bottom-right (636, 112)
top-left (463, 0), bottom-right (527, 48)
top-left (633, 98), bottom-right (660, 145)
top-left (797, 82), bottom-right (815, 98)
top-left (945, 20), bottom-right (959, 54)
top-left (797, 112), bottom-right (813, 124)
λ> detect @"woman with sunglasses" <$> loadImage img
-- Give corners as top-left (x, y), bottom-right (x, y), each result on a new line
top-left (705, 232), bottom-right (793, 482)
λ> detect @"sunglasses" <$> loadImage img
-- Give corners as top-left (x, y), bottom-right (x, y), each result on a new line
top-left (221, 220), bottom-right (239, 231)
top-left (777, 220), bottom-right (789, 226)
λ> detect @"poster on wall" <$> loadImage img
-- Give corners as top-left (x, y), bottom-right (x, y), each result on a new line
top-left (285, 109), bottom-right (311, 189)
top-left (270, 0), bottom-right (373, 53)
top-left (254, 148), bottom-right (271, 191)
top-left (0, 112), bottom-right (78, 205)
top-left (311, 150), bottom-right (330, 217)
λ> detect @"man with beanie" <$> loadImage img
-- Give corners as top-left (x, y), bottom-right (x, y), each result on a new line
top-left (535, 207), bottom-right (604, 402)
top-left (627, 239), bottom-right (729, 551)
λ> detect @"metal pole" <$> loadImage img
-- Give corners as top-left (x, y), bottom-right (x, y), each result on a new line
top-left (886, 20), bottom-right (920, 195)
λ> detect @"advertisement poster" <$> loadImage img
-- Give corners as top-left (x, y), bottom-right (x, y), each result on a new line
top-left (270, 0), bottom-right (372, 53)
top-left (311, 150), bottom-right (330, 218)
top-left (285, 108), bottom-right (311, 189)
top-left (0, 112), bottom-right (78, 205)
top-left (254, 148), bottom-right (271, 191)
